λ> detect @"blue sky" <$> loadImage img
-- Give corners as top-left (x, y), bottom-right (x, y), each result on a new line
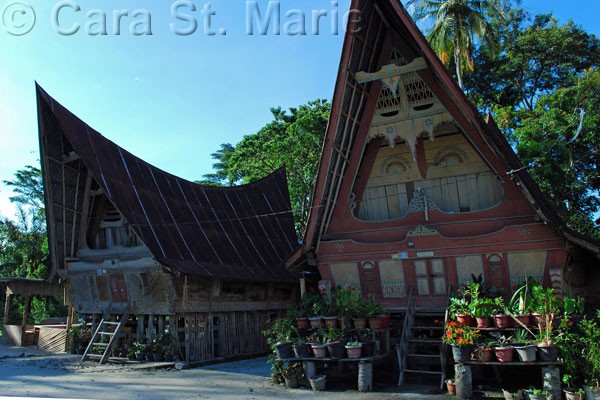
top-left (0, 0), bottom-right (599, 220)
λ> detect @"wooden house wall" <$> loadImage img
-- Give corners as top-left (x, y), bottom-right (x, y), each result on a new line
top-left (314, 127), bottom-right (571, 307)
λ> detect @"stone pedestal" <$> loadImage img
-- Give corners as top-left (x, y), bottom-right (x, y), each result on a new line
top-left (454, 364), bottom-right (473, 399)
top-left (542, 366), bottom-right (561, 400)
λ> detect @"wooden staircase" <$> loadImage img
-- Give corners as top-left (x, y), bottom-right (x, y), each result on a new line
top-left (81, 311), bottom-right (129, 364)
top-left (397, 286), bottom-right (450, 390)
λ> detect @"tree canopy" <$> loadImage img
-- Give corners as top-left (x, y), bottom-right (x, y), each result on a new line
top-left (462, 11), bottom-right (600, 236)
top-left (199, 99), bottom-right (330, 236)
top-left (406, 0), bottom-right (508, 88)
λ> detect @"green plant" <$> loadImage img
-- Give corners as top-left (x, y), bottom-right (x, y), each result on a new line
top-left (263, 314), bottom-right (298, 382)
top-left (333, 286), bottom-right (361, 319)
top-left (442, 321), bottom-right (480, 346)
top-left (529, 387), bottom-right (548, 395)
top-left (300, 291), bottom-right (326, 317)
top-left (509, 279), bottom-right (536, 314)
top-left (323, 325), bottom-right (342, 343)
top-left (362, 296), bottom-right (385, 316)
top-left (563, 296), bottom-right (585, 316)
top-left (346, 341), bottom-right (360, 347)
top-left (492, 335), bottom-right (512, 348)
top-left (579, 310), bottom-right (600, 387)
top-left (513, 329), bottom-right (534, 345)
top-left (472, 297), bottom-right (500, 318)
top-left (448, 297), bottom-right (471, 319)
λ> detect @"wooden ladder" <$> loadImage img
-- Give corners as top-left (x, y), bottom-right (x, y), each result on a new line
top-left (398, 284), bottom-right (452, 390)
top-left (81, 311), bottom-right (129, 364)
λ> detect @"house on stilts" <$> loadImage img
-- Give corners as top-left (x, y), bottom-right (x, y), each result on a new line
top-left (287, 0), bottom-right (600, 383)
top-left (36, 85), bottom-right (299, 363)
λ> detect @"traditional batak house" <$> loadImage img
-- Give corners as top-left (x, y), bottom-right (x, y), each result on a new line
top-left (36, 85), bottom-right (299, 363)
top-left (288, 0), bottom-right (600, 384)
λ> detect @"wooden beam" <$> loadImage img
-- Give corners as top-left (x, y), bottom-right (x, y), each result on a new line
top-left (3, 294), bottom-right (11, 325)
top-left (22, 296), bottom-right (31, 326)
top-left (61, 151), bottom-right (80, 163)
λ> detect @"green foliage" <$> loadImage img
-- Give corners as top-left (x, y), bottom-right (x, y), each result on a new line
top-left (407, 0), bottom-right (509, 88)
top-left (201, 100), bottom-right (330, 236)
top-left (464, 11), bottom-right (600, 236)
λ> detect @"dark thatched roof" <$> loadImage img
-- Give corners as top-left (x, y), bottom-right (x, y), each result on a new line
top-left (37, 85), bottom-right (298, 283)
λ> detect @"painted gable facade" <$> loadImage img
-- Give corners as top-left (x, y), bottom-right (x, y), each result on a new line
top-left (295, 0), bottom-right (599, 310)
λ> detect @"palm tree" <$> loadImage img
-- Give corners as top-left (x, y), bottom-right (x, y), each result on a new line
top-left (405, 0), bottom-right (508, 89)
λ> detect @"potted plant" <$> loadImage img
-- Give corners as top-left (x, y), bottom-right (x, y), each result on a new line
top-left (563, 296), bottom-right (585, 323)
top-left (345, 341), bottom-right (362, 358)
top-left (472, 297), bottom-right (498, 328)
top-left (323, 325), bottom-right (344, 359)
top-left (133, 340), bottom-right (147, 361)
top-left (443, 320), bottom-right (480, 362)
top-left (334, 286), bottom-right (362, 329)
top-left (563, 374), bottom-right (585, 400)
top-left (448, 297), bottom-right (473, 326)
top-left (525, 388), bottom-right (548, 400)
top-left (445, 378), bottom-right (456, 395)
top-left (531, 284), bottom-right (560, 329)
top-left (307, 330), bottom-right (328, 358)
top-left (473, 340), bottom-right (495, 362)
top-left (492, 335), bottom-right (514, 363)
top-left (509, 280), bottom-right (536, 327)
top-left (309, 374), bottom-right (326, 391)
top-left (264, 317), bottom-right (295, 359)
top-left (364, 296), bottom-right (386, 329)
top-left (512, 329), bottom-right (536, 362)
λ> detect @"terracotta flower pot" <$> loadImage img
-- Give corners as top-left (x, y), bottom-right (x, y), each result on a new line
top-left (513, 313), bottom-right (531, 327)
top-left (352, 317), bottom-right (368, 329)
top-left (345, 344), bottom-right (362, 358)
top-left (368, 316), bottom-right (385, 329)
top-left (308, 317), bottom-right (322, 329)
top-left (494, 346), bottom-right (514, 362)
top-left (473, 346), bottom-right (493, 362)
top-left (446, 379), bottom-right (456, 395)
top-left (476, 316), bottom-right (492, 328)
top-left (493, 314), bottom-right (512, 329)
top-left (323, 316), bottom-right (339, 329)
top-left (311, 343), bottom-right (328, 358)
top-left (296, 317), bottom-right (310, 330)
top-left (456, 314), bottom-right (474, 326)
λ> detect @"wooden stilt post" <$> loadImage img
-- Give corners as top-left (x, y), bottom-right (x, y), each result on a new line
top-left (22, 296), bottom-right (31, 326)
top-left (137, 315), bottom-right (144, 340)
top-left (158, 315), bottom-right (164, 336)
top-left (3, 293), bottom-right (11, 325)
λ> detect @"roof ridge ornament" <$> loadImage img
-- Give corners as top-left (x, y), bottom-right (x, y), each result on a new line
top-left (355, 57), bottom-right (427, 84)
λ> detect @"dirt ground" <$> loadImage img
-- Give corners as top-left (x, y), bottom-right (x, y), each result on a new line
top-left (0, 342), bottom-right (460, 399)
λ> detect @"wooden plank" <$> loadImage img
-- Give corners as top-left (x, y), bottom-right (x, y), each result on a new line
top-left (397, 183), bottom-right (409, 216)
top-left (456, 175), bottom-right (469, 211)
top-left (446, 176), bottom-right (460, 212)
top-left (465, 174), bottom-right (479, 211)
top-left (385, 184), bottom-right (401, 218)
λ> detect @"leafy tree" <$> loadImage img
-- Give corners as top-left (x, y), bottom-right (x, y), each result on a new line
top-left (1, 165), bottom-right (47, 278)
top-left (465, 12), bottom-right (600, 111)
top-left (509, 70), bottom-right (600, 236)
top-left (406, 0), bottom-right (508, 88)
top-left (0, 166), bottom-right (67, 324)
top-left (463, 11), bottom-right (600, 236)
top-left (198, 143), bottom-right (239, 187)
top-left (204, 100), bottom-right (330, 236)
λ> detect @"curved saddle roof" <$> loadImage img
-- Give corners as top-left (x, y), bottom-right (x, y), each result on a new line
top-left (37, 85), bottom-right (298, 283)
